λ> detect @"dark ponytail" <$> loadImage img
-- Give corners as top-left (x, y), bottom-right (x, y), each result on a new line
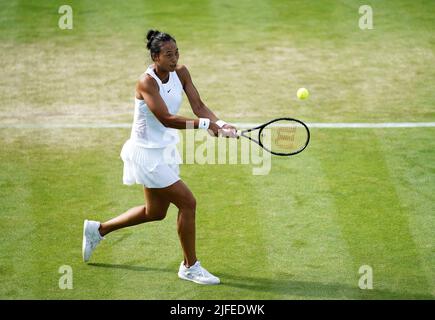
top-left (146, 29), bottom-right (176, 60)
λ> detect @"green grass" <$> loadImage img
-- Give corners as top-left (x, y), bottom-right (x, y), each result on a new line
top-left (0, 128), bottom-right (433, 299)
top-left (1, 0), bottom-right (434, 124)
top-left (0, 0), bottom-right (434, 299)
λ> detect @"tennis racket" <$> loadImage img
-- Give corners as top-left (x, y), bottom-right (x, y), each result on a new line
top-left (237, 118), bottom-right (310, 156)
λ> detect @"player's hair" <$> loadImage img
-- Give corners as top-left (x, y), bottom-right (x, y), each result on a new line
top-left (146, 30), bottom-right (176, 61)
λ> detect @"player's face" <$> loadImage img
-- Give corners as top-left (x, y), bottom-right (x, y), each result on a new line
top-left (155, 40), bottom-right (179, 72)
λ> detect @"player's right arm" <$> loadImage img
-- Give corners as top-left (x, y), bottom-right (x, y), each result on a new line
top-left (136, 75), bottom-right (220, 134)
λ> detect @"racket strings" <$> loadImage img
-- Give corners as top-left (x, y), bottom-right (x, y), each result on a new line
top-left (260, 121), bottom-right (308, 154)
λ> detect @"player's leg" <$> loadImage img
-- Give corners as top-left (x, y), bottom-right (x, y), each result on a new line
top-left (152, 180), bottom-right (220, 285)
top-left (83, 189), bottom-right (170, 262)
top-left (99, 189), bottom-right (170, 236)
top-left (150, 180), bottom-right (197, 266)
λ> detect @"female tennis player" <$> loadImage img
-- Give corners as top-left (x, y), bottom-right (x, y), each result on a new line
top-left (82, 30), bottom-right (237, 285)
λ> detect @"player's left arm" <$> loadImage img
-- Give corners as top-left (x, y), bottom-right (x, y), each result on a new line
top-left (176, 65), bottom-right (236, 132)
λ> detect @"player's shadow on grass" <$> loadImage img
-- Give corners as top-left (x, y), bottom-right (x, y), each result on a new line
top-left (87, 263), bottom-right (432, 299)
top-left (88, 262), bottom-right (167, 273)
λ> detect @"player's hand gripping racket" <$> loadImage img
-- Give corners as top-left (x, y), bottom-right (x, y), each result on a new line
top-left (237, 118), bottom-right (310, 156)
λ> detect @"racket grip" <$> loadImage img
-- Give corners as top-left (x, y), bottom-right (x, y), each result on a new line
top-left (220, 128), bottom-right (238, 138)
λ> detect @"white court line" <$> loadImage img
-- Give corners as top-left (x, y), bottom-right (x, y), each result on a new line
top-left (234, 122), bottom-right (435, 129)
top-left (0, 123), bottom-right (132, 129)
top-left (1, 122), bottom-right (435, 129)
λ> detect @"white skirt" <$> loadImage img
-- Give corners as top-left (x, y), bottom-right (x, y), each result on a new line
top-left (120, 139), bottom-right (182, 188)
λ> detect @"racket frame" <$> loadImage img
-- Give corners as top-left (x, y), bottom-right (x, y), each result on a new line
top-left (239, 117), bottom-right (310, 156)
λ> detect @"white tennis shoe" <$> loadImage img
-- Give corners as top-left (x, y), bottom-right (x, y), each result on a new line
top-left (82, 219), bottom-right (104, 262)
top-left (178, 261), bottom-right (220, 285)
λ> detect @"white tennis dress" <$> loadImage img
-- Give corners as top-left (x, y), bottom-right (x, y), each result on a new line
top-left (120, 65), bottom-right (183, 188)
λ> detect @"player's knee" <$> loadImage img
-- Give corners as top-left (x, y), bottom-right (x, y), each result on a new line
top-left (178, 196), bottom-right (196, 214)
top-left (148, 208), bottom-right (167, 221)
top-left (186, 196), bottom-right (196, 212)
top-left (152, 211), bottom-right (167, 221)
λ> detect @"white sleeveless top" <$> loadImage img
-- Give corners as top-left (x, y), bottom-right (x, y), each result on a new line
top-left (130, 65), bottom-right (183, 148)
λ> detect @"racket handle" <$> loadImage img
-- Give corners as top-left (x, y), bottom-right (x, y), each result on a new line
top-left (220, 128), bottom-right (238, 138)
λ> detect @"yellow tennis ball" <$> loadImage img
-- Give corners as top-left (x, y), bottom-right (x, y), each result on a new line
top-left (297, 88), bottom-right (309, 100)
